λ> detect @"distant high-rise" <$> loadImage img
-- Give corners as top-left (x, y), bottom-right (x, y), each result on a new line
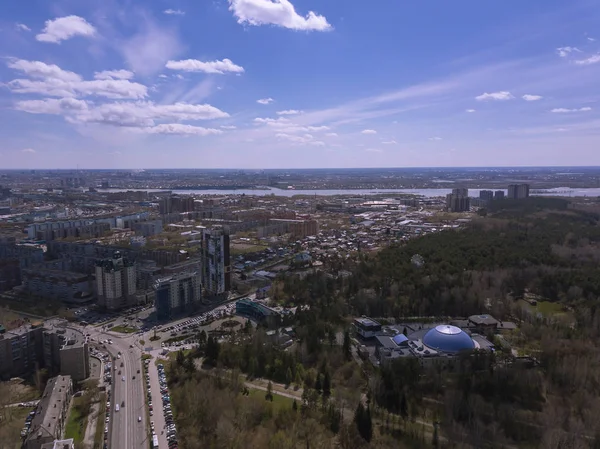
top-left (507, 184), bottom-right (530, 199)
top-left (446, 188), bottom-right (470, 212)
top-left (201, 228), bottom-right (231, 297)
top-left (494, 190), bottom-right (505, 200)
top-left (479, 190), bottom-right (494, 202)
top-left (154, 271), bottom-right (202, 320)
top-left (95, 251), bottom-right (137, 310)
top-left (159, 195), bottom-right (195, 215)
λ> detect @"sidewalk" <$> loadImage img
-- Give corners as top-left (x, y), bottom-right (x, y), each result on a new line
top-left (82, 351), bottom-right (106, 449)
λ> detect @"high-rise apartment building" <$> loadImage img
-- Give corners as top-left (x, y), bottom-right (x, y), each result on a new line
top-left (95, 251), bottom-right (137, 310)
top-left (494, 190), bottom-right (505, 200)
top-left (507, 184), bottom-right (530, 199)
top-left (201, 228), bottom-right (231, 297)
top-left (479, 190), bottom-right (494, 202)
top-left (446, 188), bottom-right (470, 212)
top-left (159, 196), bottom-right (195, 215)
top-left (154, 271), bottom-right (202, 320)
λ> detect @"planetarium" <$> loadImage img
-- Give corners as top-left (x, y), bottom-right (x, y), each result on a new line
top-left (421, 325), bottom-right (476, 354)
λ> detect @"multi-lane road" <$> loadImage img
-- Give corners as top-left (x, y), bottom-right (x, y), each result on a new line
top-left (80, 325), bottom-right (148, 449)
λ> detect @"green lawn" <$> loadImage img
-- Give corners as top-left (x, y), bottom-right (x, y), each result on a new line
top-left (64, 397), bottom-right (87, 443)
top-left (93, 393), bottom-right (106, 449)
top-left (110, 325), bottom-right (137, 333)
top-left (247, 387), bottom-right (295, 411)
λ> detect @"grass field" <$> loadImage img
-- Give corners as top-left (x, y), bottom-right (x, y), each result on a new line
top-left (93, 393), bottom-right (106, 449)
top-left (247, 388), bottom-right (295, 411)
top-left (64, 397), bottom-right (87, 443)
top-left (110, 325), bottom-right (137, 333)
top-left (0, 407), bottom-right (33, 449)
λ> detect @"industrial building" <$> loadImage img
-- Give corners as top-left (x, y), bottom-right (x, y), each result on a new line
top-left (201, 228), bottom-right (231, 297)
top-left (95, 251), bottom-right (137, 310)
top-left (154, 271), bottom-right (202, 320)
top-left (24, 375), bottom-right (73, 449)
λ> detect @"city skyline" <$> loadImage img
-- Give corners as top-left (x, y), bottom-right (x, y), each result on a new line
top-left (1, 0), bottom-right (600, 169)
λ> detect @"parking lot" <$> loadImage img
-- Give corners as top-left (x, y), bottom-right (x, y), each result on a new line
top-left (146, 358), bottom-right (175, 449)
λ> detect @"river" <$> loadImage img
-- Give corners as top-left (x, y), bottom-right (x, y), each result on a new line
top-left (98, 187), bottom-right (600, 198)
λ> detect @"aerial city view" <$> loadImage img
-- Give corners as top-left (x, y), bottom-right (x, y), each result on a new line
top-left (1, 1), bottom-right (600, 449)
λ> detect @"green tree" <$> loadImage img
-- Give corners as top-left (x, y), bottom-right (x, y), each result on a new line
top-left (205, 336), bottom-right (220, 365)
top-left (292, 399), bottom-right (298, 411)
top-left (343, 330), bottom-right (352, 361)
top-left (176, 349), bottom-right (185, 367)
top-left (265, 381), bottom-right (274, 402)
top-left (315, 374), bottom-right (322, 393)
top-left (285, 367), bottom-right (293, 386)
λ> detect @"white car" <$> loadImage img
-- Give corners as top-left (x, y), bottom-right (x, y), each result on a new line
top-left (122, 376), bottom-right (125, 381)
top-left (138, 416), bottom-right (142, 422)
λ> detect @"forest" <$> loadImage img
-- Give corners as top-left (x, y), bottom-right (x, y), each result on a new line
top-left (165, 197), bottom-right (600, 448)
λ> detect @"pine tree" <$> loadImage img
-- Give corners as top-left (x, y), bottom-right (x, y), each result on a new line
top-left (315, 374), bottom-right (322, 392)
top-left (286, 368), bottom-right (293, 386)
top-left (292, 399), bottom-right (298, 411)
top-left (343, 330), bottom-right (352, 361)
top-left (322, 371), bottom-right (331, 399)
top-left (265, 381), bottom-right (273, 401)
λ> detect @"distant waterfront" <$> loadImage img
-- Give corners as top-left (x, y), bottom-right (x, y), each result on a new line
top-left (98, 187), bottom-right (600, 198)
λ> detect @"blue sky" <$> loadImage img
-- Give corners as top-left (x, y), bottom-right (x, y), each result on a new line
top-left (1, 0), bottom-right (600, 169)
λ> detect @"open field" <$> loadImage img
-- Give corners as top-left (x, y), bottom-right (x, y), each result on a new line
top-left (230, 242), bottom-right (269, 255)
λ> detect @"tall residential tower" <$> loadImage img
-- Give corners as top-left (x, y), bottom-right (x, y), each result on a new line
top-left (201, 228), bottom-right (231, 298)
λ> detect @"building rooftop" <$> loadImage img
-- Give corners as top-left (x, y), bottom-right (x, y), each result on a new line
top-left (41, 438), bottom-right (74, 449)
top-left (27, 376), bottom-right (72, 444)
top-left (354, 317), bottom-right (381, 328)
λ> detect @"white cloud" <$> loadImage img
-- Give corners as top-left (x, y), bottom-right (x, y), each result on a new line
top-left (428, 137), bottom-right (442, 141)
top-left (257, 98), bottom-right (274, 105)
top-left (466, 109), bottom-right (476, 113)
top-left (22, 148), bottom-right (36, 153)
top-left (142, 124), bottom-right (222, 136)
top-left (220, 125), bottom-right (237, 129)
top-left (361, 129), bottom-right (377, 134)
top-left (8, 78), bottom-right (148, 100)
top-left (574, 54), bottom-right (600, 66)
top-left (228, 0), bottom-right (332, 32)
top-left (588, 37), bottom-right (596, 42)
top-left (306, 126), bottom-right (329, 132)
top-left (8, 59), bottom-right (82, 82)
top-left (556, 46), bottom-right (581, 57)
top-left (36, 15), bottom-right (96, 43)
top-left (166, 58), bottom-right (244, 74)
top-left (15, 98), bottom-right (228, 129)
top-left (551, 107), bottom-right (592, 113)
top-left (16, 23), bottom-right (31, 32)
top-left (164, 9), bottom-right (186, 16)
top-left (94, 70), bottom-right (135, 80)
top-left (275, 133), bottom-right (324, 146)
top-left (119, 20), bottom-right (183, 76)
top-left (158, 74), bottom-right (168, 79)
top-left (325, 132), bottom-right (338, 137)
top-left (522, 94), bottom-right (543, 101)
top-left (276, 109), bottom-right (302, 115)
top-left (382, 140), bottom-right (397, 144)
top-left (6, 60), bottom-right (147, 99)
top-left (254, 117), bottom-right (288, 125)
top-left (475, 91), bottom-right (514, 101)
top-left (365, 148), bottom-right (382, 153)
top-left (15, 98), bottom-right (88, 115)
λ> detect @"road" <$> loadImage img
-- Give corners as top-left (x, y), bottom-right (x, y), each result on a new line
top-left (80, 325), bottom-right (148, 449)
top-left (147, 355), bottom-right (169, 449)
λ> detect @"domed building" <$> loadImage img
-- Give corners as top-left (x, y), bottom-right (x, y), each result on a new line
top-left (422, 325), bottom-right (475, 354)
